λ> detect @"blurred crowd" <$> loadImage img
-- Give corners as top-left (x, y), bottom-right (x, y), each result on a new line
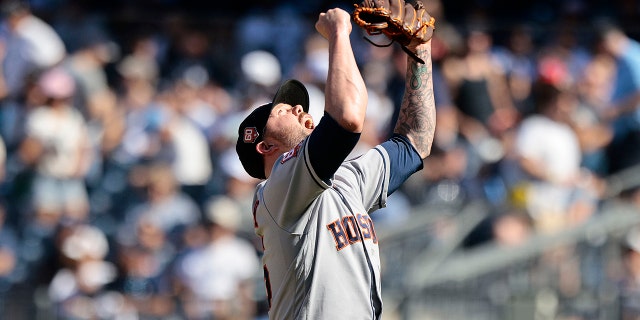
top-left (0, 0), bottom-right (639, 319)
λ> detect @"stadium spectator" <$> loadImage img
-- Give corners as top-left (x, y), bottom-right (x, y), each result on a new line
top-left (597, 22), bottom-right (640, 175)
top-left (119, 162), bottom-right (201, 247)
top-left (20, 67), bottom-right (92, 231)
top-left (513, 75), bottom-right (596, 233)
top-left (0, 0), bottom-right (66, 148)
top-left (114, 216), bottom-right (179, 318)
top-left (174, 195), bottom-right (260, 320)
top-left (160, 74), bottom-right (215, 208)
top-left (492, 24), bottom-right (538, 116)
top-left (441, 21), bottom-right (519, 145)
top-left (566, 53), bottom-right (615, 177)
top-left (47, 224), bottom-right (130, 319)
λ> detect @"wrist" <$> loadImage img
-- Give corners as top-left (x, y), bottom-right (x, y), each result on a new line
top-left (329, 25), bottom-right (351, 41)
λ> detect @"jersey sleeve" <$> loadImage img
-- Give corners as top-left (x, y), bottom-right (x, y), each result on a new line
top-left (307, 112), bottom-right (361, 183)
top-left (380, 134), bottom-right (424, 194)
top-left (340, 145), bottom-right (392, 213)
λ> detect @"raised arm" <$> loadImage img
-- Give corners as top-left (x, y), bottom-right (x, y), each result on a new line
top-left (393, 42), bottom-right (436, 158)
top-left (315, 8), bottom-right (368, 133)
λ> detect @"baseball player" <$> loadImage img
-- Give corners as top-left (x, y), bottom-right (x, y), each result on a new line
top-left (235, 5), bottom-right (435, 319)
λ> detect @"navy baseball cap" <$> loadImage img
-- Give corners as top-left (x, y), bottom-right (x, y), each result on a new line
top-left (236, 79), bottom-right (310, 179)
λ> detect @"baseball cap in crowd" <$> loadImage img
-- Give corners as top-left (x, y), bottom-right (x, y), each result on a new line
top-left (38, 67), bottom-right (76, 99)
top-left (236, 79), bottom-right (309, 179)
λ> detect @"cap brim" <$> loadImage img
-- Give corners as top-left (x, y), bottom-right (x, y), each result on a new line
top-left (272, 79), bottom-right (309, 112)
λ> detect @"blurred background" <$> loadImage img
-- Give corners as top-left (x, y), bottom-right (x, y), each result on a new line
top-left (0, 0), bottom-right (640, 319)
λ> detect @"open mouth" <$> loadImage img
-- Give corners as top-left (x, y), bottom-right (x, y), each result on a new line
top-left (300, 113), bottom-right (314, 129)
top-left (304, 118), bottom-right (314, 129)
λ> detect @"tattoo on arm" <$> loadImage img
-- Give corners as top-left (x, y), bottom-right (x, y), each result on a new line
top-left (394, 46), bottom-right (436, 158)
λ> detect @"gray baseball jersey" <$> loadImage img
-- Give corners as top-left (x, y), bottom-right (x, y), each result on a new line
top-left (253, 136), bottom-right (390, 319)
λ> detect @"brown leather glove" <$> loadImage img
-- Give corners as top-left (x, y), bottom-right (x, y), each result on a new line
top-left (352, 0), bottom-right (435, 63)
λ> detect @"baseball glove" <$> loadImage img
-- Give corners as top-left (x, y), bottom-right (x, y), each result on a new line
top-left (352, 0), bottom-right (435, 64)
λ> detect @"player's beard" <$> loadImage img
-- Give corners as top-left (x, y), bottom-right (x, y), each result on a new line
top-left (268, 114), bottom-right (311, 150)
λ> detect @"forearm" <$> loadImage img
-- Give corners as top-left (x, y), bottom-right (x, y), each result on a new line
top-left (324, 31), bottom-right (368, 133)
top-left (394, 43), bottom-right (436, 159)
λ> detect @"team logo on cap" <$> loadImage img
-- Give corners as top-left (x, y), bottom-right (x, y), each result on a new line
top-left (243, 127), bottom-right (260, 143)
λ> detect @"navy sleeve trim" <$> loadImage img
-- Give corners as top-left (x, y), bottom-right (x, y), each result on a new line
top-left (308, 112), bottom-right (361, 183)
top-left (380, 134), bottom-right (424, 194)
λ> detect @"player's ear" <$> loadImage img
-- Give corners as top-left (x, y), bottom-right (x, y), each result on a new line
top-left (256, 141), bottom-right (277, 156)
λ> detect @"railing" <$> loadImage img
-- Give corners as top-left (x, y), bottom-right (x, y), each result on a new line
top-left (379, 199), bottom-right (640, 320)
